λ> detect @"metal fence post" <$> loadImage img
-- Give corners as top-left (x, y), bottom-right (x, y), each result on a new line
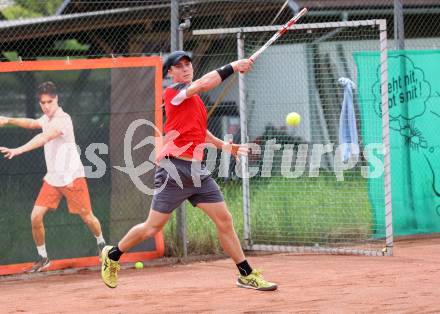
top-left (237, 32), bottom-right (251, 249)
top-left (170, 0), bottom-right (188, 258)
top-left (379, 20), bottom-right (394, 256)
top-left (170, 0), bottom-right (179, 52)
top-left (176, 14), bottom-right (192, 258)
top-left (394, 0), bottom-right (405, 50)
top-left (394, 0), bottom-right (415, 220)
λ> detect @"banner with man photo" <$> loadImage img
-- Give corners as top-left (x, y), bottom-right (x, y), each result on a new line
top-left (0, 57), bottom-right (164, 275)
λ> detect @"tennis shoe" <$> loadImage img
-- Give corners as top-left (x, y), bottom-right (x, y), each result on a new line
top-left (26, 256), bottom-right (50, 273)
top-left (101, 245), bottom-right (120, 288)
top-left (236, 269), bottom-right (277, 291)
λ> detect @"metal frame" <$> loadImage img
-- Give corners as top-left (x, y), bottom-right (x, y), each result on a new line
top-left (379, 20), bottom-right (394, 256)
top-left (193, 19), bottom-right (392, 256)
top-left (237, 32), bottom-right (252, 248)
top-left (193, 20), bottom-right (386, 36)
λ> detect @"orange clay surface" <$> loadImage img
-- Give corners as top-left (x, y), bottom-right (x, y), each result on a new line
top-left (1, 237), bottom-right (440, 313)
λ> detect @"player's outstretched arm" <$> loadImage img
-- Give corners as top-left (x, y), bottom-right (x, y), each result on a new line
top-left (205, 130), bottom-right (248, 158)
top-left (186, 59), bottom-right (253, 97)
top-left (0, 128), bottom-right (62, 159)
top-left (0, 116), bottom-right (41, 129)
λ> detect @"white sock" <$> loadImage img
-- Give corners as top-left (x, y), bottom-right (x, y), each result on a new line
top-left (95, 234), bottom-right (105, 245)
top-left (37, 245), bottom-right (47, 258)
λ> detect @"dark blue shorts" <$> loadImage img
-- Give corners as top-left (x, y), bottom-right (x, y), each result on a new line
top-left (151, 157), bottom-right (224, 213)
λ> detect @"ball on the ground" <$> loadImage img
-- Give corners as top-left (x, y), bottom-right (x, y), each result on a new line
top-left (135, 261), bottom-right (144, 269)
top-left (286, 112), bottom-right (301, 126)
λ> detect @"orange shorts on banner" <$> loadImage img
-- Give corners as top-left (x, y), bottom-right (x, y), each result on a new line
top-left (35, 177), bottom-right (92, 214)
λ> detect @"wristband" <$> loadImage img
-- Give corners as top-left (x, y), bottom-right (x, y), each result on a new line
top-left (216, 64), bottom-right (234, 81)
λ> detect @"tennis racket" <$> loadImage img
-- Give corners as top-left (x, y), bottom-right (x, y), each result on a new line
top-left (250, 7), bottom-right (308, 61)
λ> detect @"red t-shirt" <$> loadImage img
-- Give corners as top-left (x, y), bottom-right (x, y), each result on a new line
top-left (158, 82), bottom-right (207, 161)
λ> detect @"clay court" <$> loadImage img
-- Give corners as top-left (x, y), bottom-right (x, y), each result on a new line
top-left (1, 237), bottom-right (439, 313)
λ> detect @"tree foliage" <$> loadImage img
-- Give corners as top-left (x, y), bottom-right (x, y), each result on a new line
top-left (2, 0), bottom-right (64, 20)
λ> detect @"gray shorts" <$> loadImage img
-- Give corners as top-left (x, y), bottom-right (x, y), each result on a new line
top-left (151, 157), bottom-right (224, 213)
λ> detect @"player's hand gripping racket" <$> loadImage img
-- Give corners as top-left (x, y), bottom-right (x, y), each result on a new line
top-left (250, 7), bottom-right (308, 62)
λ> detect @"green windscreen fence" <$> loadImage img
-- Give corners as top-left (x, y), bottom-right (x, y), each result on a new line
top-left (0, 58), bottom-right (163, 268)
top-left (355, 50), bottom-right (440, 236)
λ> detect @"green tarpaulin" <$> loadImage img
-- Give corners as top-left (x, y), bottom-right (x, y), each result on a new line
top-left (354, 50), bottom-right (440, 236)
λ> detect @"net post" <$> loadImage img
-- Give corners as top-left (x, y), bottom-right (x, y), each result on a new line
top-left (379, 19), bottom-right (394, 256)
top-left (237, 31), bottom-right (251, 249)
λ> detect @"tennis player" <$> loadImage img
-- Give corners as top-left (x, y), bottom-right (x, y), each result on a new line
top-left (0, 81), bottom-right (106, 272)
top-left (100, 51), bottom-right (277, 291)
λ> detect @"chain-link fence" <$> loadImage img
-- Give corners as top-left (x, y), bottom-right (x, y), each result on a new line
top-left (2, 1), bottom-right (439, 62)
top-left (1, 0), bottom-right (440, 262)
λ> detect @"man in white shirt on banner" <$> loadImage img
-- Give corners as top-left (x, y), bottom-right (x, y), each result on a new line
top-left (0, 81), bottom-right (106, 272)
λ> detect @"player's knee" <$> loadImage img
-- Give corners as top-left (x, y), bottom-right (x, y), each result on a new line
top-left (31, 209), bottom-right (44, 226)
top-left (80, 212), bottom-right (95, 224)
top-left (141, 222), bottom-right (161, 239)
top-left (144, 226), bottom-right (161, 238)
top-left (216, 211), bottom-right (234, 232)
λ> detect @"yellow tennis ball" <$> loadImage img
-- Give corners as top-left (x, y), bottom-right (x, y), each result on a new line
top-left (135, 261), bottom-right (144, 269)
top-left (286, 112), bottom-right (301, 126)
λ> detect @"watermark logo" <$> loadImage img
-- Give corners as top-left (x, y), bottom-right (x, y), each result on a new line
top-left (48, 119), bottom-right (386, 195)
top-left (113, 119), bottom-right (159, 195)
top-left (113, 119), bottom-right (192, 194)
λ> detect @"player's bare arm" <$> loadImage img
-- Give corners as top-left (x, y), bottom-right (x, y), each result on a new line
top-left (0, 127), bottom-right (62, 159)
top-left (0, 116), bottom-right (42, 129)
top-left (205, 130), bottom-right (248, 158)
top-left (186, 59), bottom-right (253, 97)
